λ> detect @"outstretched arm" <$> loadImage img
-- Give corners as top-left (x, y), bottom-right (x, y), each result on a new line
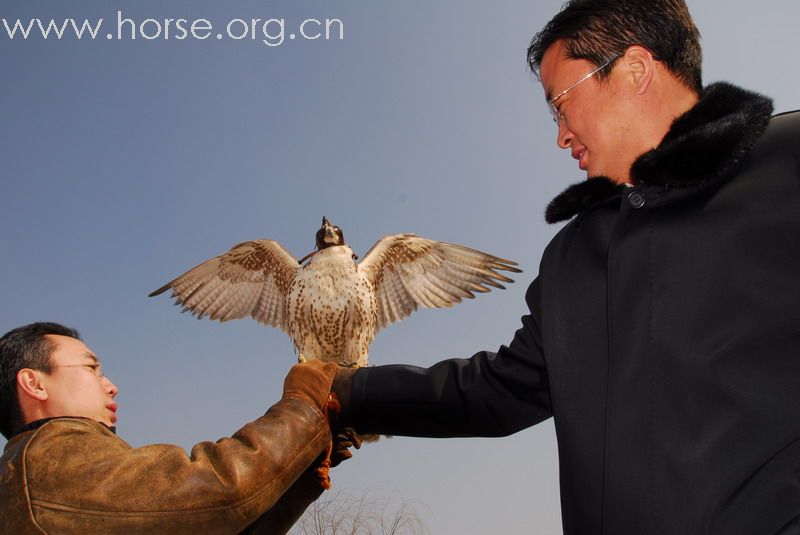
top-left (18, 361), bottom-right (340, 534)
top-left (337, 278), bottom-right (551, 438)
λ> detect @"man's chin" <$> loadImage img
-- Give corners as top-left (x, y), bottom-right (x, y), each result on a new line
top-left (586, 171), bottom-right (630, 185)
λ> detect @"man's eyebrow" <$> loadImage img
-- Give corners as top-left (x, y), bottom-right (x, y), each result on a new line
top-left (83, 353), bottom-right (99, 364)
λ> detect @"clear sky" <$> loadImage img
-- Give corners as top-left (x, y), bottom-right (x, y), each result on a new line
top-left (1, 1), bottom-right (798, 533)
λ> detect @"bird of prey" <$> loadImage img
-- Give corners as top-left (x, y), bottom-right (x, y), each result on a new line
top-left (149, 217), bottom-right (521, 367)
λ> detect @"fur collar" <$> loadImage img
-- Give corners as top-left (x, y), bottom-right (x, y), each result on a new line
top-left (545, 82), bottom-right (774, 223)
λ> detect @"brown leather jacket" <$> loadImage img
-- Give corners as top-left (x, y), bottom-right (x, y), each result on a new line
top-left (0, 397), bottom-right (330, 534)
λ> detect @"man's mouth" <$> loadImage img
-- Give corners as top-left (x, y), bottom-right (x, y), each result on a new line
top-left (572, 148), bottom-right (587, 171)
top-left (107, 403), bottom-right (118, 423)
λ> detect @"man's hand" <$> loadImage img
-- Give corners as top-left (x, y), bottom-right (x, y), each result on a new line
top-left (328, 368), bottom-right (364, 463)
top-left (282, 360), bottom-right (339, 411)
top-left (329, 428), bottom-right (362, 467)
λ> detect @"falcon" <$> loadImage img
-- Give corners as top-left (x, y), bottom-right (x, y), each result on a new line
top-left (149, 217), bottom-right (521, 367)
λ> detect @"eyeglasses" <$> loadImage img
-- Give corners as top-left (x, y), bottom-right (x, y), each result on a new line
top-left (51, 363), bottom-right (106, 380)
top-left (548, 54), bottom-right (623, 126)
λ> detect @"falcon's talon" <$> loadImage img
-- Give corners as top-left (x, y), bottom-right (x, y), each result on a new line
top-left (298, 354), bottom-right (307, 364)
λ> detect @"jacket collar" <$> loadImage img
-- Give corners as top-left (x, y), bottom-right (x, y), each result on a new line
top-left (12, 416), bottom-right (116, 438)
top-left (545, 82), bottom-right (774, 223)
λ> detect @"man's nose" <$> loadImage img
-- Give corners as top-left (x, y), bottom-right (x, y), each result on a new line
top-left (104, 376), bottom-right (119, 398)
top-left (557, 121), bottom-right (573, 149)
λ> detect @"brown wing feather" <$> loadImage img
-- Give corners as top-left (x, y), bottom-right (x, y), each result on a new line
top-left (149, 240), bottom-right (298, 331)
top-left (358, 234), bottom-right (521, 332)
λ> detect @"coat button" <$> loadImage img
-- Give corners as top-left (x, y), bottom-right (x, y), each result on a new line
top-left (628, 191), bottom-right (646, 209)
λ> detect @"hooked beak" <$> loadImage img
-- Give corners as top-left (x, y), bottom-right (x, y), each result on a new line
top-left (321, 217), bottom-right (336, 239)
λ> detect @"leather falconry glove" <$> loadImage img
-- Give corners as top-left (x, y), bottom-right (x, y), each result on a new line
top-left (282, 360), bottom-right (339, 411)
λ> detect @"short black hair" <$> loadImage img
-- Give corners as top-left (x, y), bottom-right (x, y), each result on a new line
top-left (0, 322), bottom-right (81, 439)
top-left (527, 0), bottom-right (702, 94)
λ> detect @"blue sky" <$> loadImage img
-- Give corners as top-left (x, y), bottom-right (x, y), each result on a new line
top-left (2, 1), bottom-right (798, 533)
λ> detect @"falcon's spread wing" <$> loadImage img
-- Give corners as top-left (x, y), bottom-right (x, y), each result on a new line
top-left (358, 234), bottom-right (521, 332)
top-left (149, 240), bottom-right (299, 331)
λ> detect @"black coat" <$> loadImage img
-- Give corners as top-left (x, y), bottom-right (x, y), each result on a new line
top-left (350, 83), bottom-right (800, 534)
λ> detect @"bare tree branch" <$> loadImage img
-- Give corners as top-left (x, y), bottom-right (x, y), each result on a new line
top-left (290, 490), bottom-right (427, 535)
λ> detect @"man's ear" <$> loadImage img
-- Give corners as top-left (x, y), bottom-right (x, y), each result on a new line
top-left (622, 45), bottom-right (656, 94)
top-left (17, 369), bottom-right (48, 401)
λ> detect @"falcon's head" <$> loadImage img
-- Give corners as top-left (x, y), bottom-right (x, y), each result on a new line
top-left (316, 217), bottom-right (345, 249)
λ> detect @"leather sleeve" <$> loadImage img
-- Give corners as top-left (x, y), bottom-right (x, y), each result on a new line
top-left (350, 277), bottom-right (552, 437)
top-left (238, 472), bottom-right (323, 535)
top-left (24, 398), bottom-right (330, 535)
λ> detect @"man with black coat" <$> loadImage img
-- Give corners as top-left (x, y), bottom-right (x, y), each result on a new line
top-left (332, 1), bottom-right (800, 533)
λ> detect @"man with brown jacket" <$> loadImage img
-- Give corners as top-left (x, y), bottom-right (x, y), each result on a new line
top-left (0, 322), bottom-right (344, 534)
